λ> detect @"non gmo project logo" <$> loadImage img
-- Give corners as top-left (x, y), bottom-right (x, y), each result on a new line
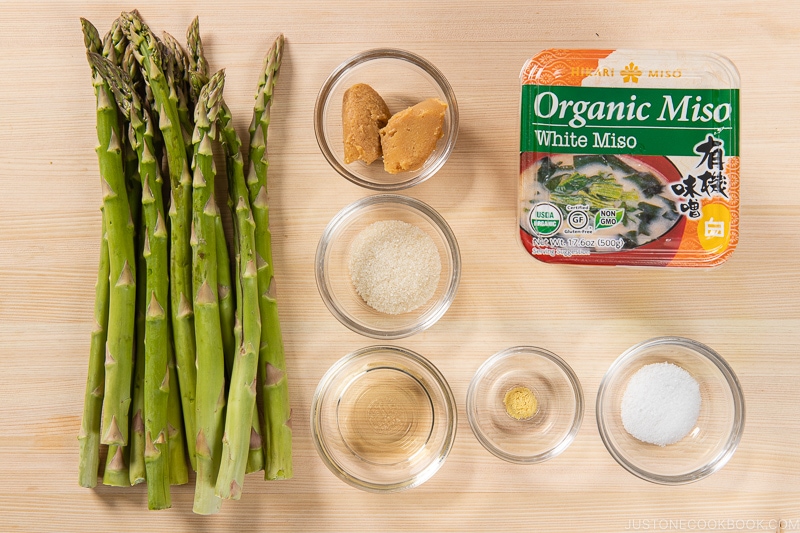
top-left (530, 202), bottom-right (562, 236)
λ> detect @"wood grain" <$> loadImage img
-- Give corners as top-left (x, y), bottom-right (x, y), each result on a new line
top-left (0, 1), bottom-right (798, 531)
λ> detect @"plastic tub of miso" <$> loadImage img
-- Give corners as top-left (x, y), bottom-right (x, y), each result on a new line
top-left (518, 49), bottom-right (740, 267)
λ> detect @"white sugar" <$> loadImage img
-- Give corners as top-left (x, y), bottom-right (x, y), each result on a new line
top-left (349, 220), bottom-right (442, 315)
top-left (621, 362), bottom-right (701, 446)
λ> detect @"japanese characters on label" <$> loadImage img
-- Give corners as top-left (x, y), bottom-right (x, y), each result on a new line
top-left (672, 135), bottom-right (729, 220)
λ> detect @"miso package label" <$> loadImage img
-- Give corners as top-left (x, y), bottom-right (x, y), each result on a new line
top-left (518, 49), bottom-right (740, 268)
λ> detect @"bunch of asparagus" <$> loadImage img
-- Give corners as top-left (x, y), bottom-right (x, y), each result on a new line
top-left (77, 11), bottom-right (291, 514)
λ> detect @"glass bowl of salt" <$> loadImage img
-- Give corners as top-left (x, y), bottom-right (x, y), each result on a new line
top-left (596, 337), bottom-right (745, 485)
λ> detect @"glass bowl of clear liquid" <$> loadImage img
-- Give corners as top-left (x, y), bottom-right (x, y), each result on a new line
top-left (311, 345), bottom-right (457, 492)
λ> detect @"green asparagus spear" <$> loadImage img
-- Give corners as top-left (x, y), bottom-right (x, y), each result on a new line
top-left (128, 283), bottom-right (147, 483)
top-left (221, 106), bottom-right (265, 475)
top-left (186, 17), bottom-right (209, 106)
top-left (191, 70), bottom-right (227, 515)
top-left (166, 333), bottom-right (189, 485)
top-left (215, 217), bottom-right (236, 380)
top-left (78, 210), bottom-right (109, 488)
top-left (89, 51), bottom-right (175, 508)
top-left (214, 101), bottom-right (264, 498)
top-left (107, 24), bottom-right (142, 481)
top-left (248, 35), bottom-right (291, 480)
top-left (185, 18), bottom-right (236, 382)
top-left (129, 206), bottom-right (147, 485)
top-left (102, 443), bottom-right (130, 487)
top-left (83, 17), bottom-right (137, 449)
top-left (236, 247), bottom-right (265, 477)
top-left (77, 18), bottom-right (107, 489)
top-left (113, 37), bottom-right (142, 243)
top-left (160, 32), bottom-right (193, 158)
top-left (108, 29), bottom-right (146, 485)
top-left (93, 35), bottom-right (147, 486)
top-left (129, 42), bottom-right (191, 485)
top-left (139, 104), bottom-right (173, 510)
top-left (129, 287), bottom-right (147, 486)
top-left (103, 16), bottom-right (127, 64)
top-left (158, 44), bottom-right (191, 483)
top-left (122, 11), bottom-right (198, 470)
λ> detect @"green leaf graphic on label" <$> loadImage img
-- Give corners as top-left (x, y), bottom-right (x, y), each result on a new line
top-left (595, 208), bottom-right (624, 230)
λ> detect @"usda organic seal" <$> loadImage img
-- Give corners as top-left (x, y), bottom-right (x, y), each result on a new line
top-left (530, 202), bottom-right (562, 236)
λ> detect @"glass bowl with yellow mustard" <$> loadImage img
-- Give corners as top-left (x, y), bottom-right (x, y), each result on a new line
top-left (466, 346), bottom-right (584, 464)
top-left (314, 48), bottom-right (459, 190)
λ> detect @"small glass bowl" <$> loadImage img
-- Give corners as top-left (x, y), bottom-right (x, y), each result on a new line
top-left (596, 337), bottom-right (745, 485)
top-left (466, 347), bottom-right (584, 464)
top-left (315, 194), bottom-right (460, 339)
top-left (314, 48), bottom-right (459, 190)
top-left (311, 346), bottom-right (457, 493)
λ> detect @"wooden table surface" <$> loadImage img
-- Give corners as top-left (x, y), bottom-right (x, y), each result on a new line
top-left (1, 1), bottom-right (798, 531)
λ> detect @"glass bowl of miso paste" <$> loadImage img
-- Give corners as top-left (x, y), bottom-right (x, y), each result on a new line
top-left (315, 48), bottom-right (458, 190)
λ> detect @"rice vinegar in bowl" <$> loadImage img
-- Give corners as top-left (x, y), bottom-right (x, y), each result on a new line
top-left (337, 366), bottom-right (434, 466)
top-left (311, 346), bottom-right (457, 492)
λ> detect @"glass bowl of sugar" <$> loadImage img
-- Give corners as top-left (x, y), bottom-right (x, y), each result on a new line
top-left (596, 337), bottom-right (745, 485)
top-left (315, 194), bottom-right (460, 339)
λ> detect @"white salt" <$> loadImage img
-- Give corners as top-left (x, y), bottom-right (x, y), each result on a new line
top-left (349, 220), bottom-right (441, 315)
top-left (620, 362), bottom-right (701, 446)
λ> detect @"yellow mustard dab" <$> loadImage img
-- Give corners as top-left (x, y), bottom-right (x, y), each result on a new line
top-left (503, 386), bottom-right (537, 420)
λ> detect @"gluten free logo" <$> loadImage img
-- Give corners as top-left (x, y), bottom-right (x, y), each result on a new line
top-left (530, 202), bottom-right (563, 236)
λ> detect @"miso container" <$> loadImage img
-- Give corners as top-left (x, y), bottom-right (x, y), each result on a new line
top-left (518, 50), bottom-right (740, 267)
